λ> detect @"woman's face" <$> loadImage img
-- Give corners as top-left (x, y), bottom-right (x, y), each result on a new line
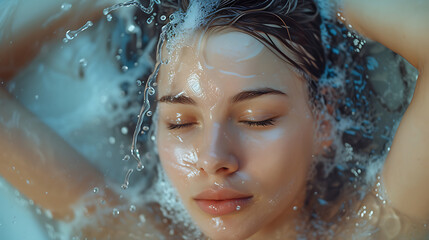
top-left (156, 29), bottom-right (317, 239)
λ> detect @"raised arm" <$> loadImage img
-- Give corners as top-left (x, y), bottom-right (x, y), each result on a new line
top-left (0, 0), bottom-right (116, 80)
top-left (342, 0), bottom-right (429, 220)
top-left (0, 0), bottom-right (120, 220)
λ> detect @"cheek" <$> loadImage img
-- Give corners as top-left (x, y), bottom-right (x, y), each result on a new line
top-left (238, 119), bottom-right (314, 201)
top-left (157, 129), bottom-right (201, 184)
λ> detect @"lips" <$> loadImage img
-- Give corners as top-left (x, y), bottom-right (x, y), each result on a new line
top-left (194, 188), bottom-right (253, 216)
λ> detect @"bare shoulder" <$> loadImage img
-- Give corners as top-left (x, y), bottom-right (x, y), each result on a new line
top-left (337, 185), bottom-right (428, 239)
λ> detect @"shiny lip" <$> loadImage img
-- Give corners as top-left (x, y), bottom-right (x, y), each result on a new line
top-left (193, 188), bottom-right (253, 200)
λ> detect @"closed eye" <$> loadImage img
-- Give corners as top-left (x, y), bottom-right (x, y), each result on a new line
top-left (167, 122), bottom-right (197, 130)
top-left (240, 118), bottom-right (276, 127)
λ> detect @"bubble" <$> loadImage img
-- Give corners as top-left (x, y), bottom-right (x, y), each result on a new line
top-left (146, 111), bottom-right (153, 117)
top-left (148, 87), bottom-right (155, 95)
top-left (136, 80), bottom-right (142, 86)
top-left (142, 126), bottom-right (149, 131)
top-left (129, 205), bottom-right (136, 212)
top-left (45, 210), bottom-right (53, 219)
top-left (112, 208), bottom-right (120, 216)
top-left (106, 14), bottom-right (113, 22)
top-left (160, 15), bottom-right (166, 21)
top-left (93, 187), bottom-right (99, 193)
top-left (147, 16), bottom-right (154, 24)
top-left (121, 126), bottom-right (129, 135)
top-left (151, 135), bottom-right (156, 141)
top-left (122, 65), bottom-right (129, 72)
top-left (26, 180), bottom-right (30, 184)
top-left (108, 136), bottom-right (116, 144)
top-left (236, 206), bottom-right (241, 211)
top-left (293, 206), bottom-right (298, 211)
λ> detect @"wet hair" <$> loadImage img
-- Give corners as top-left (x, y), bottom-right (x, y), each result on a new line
top-left (162, 0), bottom-right (326, 99)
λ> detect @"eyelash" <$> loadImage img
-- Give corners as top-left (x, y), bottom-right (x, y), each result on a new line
top-left (167, 118), bottom-right (276, 130)
top-left (167, 122), bottom-right (196, 130)
top-left (240, 118), bottom-right (276, 127)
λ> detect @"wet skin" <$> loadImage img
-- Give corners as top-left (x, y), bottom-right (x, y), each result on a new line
top-left (156, 28), bottom-right (319, 240)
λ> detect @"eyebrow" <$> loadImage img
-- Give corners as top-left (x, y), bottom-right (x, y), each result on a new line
top-left (158, 94), bottom-right (196, 105)
top-left (231, 88), bottom-right (287, 103)
top-left (158, 88), bottom-right (287, 105)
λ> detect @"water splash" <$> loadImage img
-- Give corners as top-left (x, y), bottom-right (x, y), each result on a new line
top-left (103, 0), bottom-right (159, 16)
top-left (63, 21), bottom-right (93, 43)
top-left (121, 168), bottom-right (134, 190)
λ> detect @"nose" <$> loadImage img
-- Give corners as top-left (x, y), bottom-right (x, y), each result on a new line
top-left (196, 122), bottom-right (239, 176)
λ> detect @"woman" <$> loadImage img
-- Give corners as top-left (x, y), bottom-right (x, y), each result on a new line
top-left (146, 0), bottom-right (428, 239)
top-left (1, 0), bottom-right (428, 239)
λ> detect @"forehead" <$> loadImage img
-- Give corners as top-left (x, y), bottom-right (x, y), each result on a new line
top-left (157, 28), bottom-right (302, 96)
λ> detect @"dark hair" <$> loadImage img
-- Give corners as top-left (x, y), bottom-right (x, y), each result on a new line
top-left (162, 0), bottom-right (326, 98)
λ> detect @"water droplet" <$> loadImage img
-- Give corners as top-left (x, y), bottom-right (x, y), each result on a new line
top-left (112, 208), bottom-right (120, 216)
top-left (106, 14), bottom-right (113, 21)
top-left (127, 24), bottom-right (136, 33)
top-left (122, 155), bottom-right (130, 161)
top-left (148, 87), bottom-right (155, 95)
top-left (129, 205), bottom-right (136, 212)
top-left (146, 111), bottom-right (153, 117)
top-left (146, 16), bottom-right (154, 24)
top-left (150, 136), bottom-right (156, 141)
top-left (79, 58), bottom-right (88, 68)
top-left (26, 180), bottom-right (30, 184)
top-left (65, 21), bottom-right (93, 41)
top-left (293, 206), bottom-right (298, 211)
top-left (122, 65), bottom-right (129, 72)
top-left (160, 15), bottom-right (166, 21)
top-left (139, 214), bottom-right (146, 223)
top-left (121, 169), bottom-right (133, 190)
top-left (61, 3), bottom-right (72, 10)
top-left (236, 206), bottom-right (241, 211)
top-left (142, 126), bottom-right (149, 131)
top-left (93, 187), bottom-right (99, 193)
top-left (154, 0), bottom-right (161, 4)
top-left (136, 162), bottom-right (144, 171)
top-left (136, 80), bottom-right (142, 86)
top-left (121, 126), bottom-right (128, 135)
top-left (108, 136), bottom-right (116, 144)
